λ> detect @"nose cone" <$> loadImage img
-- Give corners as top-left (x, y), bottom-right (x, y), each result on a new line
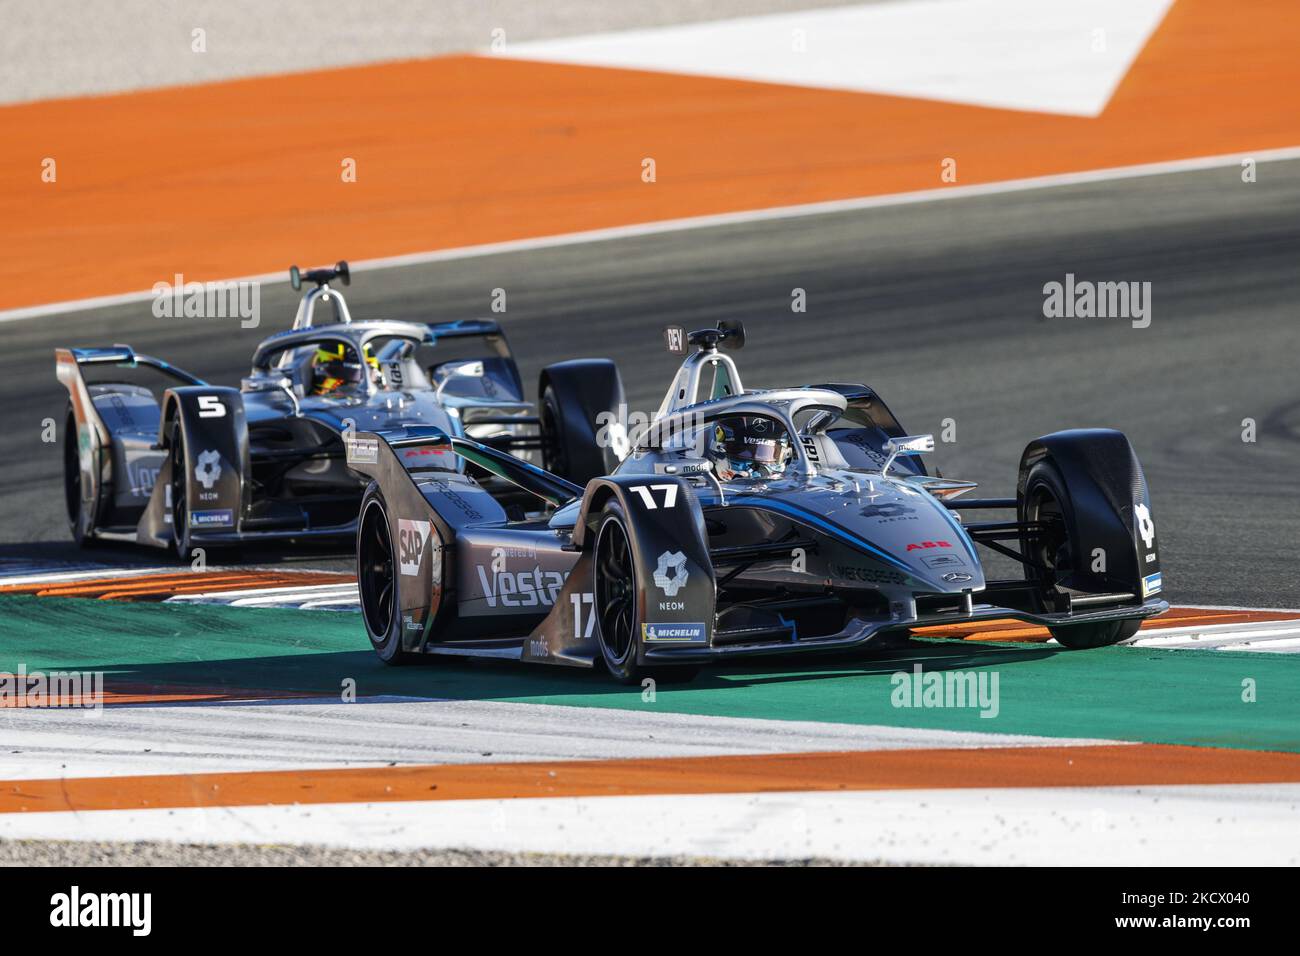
top-left (823, 476), bottom-right (985, 592)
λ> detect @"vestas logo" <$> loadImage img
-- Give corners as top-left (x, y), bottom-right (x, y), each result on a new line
top-left (476, 565), bottom-right (568, 608)
top-left (398, 519), bottom-right (431, 577)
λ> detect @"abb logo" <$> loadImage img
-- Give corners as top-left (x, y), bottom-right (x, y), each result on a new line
top-left (906, 540), bottom-right (952, 551)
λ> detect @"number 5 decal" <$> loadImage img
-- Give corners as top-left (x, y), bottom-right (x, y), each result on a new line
top-left (629, 484), bottom-right (678, 509)
top-left (197, 395), bottom-right (226, 419)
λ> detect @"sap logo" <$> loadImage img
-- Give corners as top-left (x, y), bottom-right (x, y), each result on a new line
top-left (906, 540), bottom-right (952, 551)
top-left (476, 565), bottom-right (568, 608)
top-left (398, 519), bottom-right (431, 576)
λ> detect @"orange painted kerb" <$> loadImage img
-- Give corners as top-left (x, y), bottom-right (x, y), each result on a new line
top-left (5, 743), bottom-right (1300, 814)
top-left (2, 0), bottom-right (1299, 311)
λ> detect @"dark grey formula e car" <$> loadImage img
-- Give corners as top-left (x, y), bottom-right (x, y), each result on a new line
top-left (347, 321), bottom-right (1167, 683)
top-left (56, 261), bottom-right (623, 556)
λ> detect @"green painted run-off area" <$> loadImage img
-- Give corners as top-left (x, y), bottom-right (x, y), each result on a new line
top-left (2, 595), bottom-right (1295, 753)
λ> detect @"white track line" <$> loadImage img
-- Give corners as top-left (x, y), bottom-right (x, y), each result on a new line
top-left (2, 784), bottom-right (1296, 865)
top-left (0, 697), bottom-right (1120, 781)
top-left (3, 146), bottom-right (1299, 324)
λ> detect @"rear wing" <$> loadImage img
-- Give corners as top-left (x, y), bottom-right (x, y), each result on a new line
top-left (56, 345), bottom-right (204, 441)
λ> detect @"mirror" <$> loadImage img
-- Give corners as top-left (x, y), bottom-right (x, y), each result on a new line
top-left (881, 433), bottom-right (934, 474)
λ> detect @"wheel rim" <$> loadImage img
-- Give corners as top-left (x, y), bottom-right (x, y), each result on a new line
top-left (359, 499), bottom-right (396, 641)
top-left (595, 516), bottom-right (636, 665)
top-left (1026, 483), bottom-right (1068, 586)
top-left (170, 429), bottom-right (187, 554)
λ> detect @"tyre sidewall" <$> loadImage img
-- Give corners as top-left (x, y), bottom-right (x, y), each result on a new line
top-left (170, 421), bottom-right (193, 560)
top-left (594, 500), bottom-right (641, 682)
top-left (358, 486), bottom-right (407, 664)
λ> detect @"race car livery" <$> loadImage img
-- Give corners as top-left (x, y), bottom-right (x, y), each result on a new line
top-left (56, 261), bottom-right (623, 555)
top-left (349, 321), bottom-right (1167, 682)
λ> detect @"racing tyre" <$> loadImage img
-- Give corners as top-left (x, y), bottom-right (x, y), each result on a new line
top-left (168, 420), bottom-right (193, 560)
top-left (62, 405), bottom-right (97, 547)
top-left (539, 360), bottom-right (625, 484)
top-left (357, 485), bottom-right (417, 665)
top-left (1023, 459), bottom-right (1140, 650)
top-left (593, 500), bottom-right (699, 685)
top-left (1048, 618), bottom-right (1141, 650)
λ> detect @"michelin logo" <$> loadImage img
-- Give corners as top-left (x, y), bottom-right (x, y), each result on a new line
top-left (642, 622), bottom-right (707, 644)
top-left (189, 508), bottom-right (233, 528)
top-left (653, 550), bottom-right (689, 597)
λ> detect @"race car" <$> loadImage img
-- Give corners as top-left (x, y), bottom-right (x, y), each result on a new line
top-left (56, 261), bottom-right (624, 555)
top-left (347, 321), bottom-right (1167, 683)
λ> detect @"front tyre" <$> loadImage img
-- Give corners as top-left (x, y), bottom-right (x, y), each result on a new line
top-left (357, 485), bottom-right (417, 665)
top-left (169, 421), bottom-right (193, 560)
top-left (1024, 459), bottom-right (1143, 650)
top-left (1049, 618), bottom-right (1142, 650)
top-left (593, 500), bottom-right (699, 685)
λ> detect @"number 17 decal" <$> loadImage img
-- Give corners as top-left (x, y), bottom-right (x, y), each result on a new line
top-left (629, 484), bottom-right (678, 509)
top-left (571, 592), bottom-right (595, 638)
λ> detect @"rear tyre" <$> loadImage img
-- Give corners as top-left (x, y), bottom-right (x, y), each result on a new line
top-left (539, 361), bottom-right (625, 484)
top-left (62, 405), bottom-right (96, 547)
top-left (357, 485), bottom-right (417, 665)
top-left (593, 500), bottom-right (699, 685)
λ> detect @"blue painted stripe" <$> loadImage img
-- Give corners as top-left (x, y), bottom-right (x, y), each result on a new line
top-left (727, 496), bottom-right (915, 574)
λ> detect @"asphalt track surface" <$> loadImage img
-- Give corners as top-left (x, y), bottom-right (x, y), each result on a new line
top-left (3, 160), bottom-right (1298, 608)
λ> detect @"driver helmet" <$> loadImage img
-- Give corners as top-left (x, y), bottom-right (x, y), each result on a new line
top-left (310, 342), bottom-right (380, 396)
top-left (705, 416), bottom-right (793, 480)
top-left (310, 343), bottom-right (365, 396)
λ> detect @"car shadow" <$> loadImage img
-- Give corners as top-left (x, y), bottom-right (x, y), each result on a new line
top-left (77, 635), bottom-right (1057, 707)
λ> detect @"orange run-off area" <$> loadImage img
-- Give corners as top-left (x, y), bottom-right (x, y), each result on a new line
top-left (2, 0), bottom-right (1299, 311)
top-left (4, 744), bottom-right (1300, 814)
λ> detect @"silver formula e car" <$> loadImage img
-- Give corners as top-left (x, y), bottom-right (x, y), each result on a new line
top-left (56, 261), bottom-right (624, 556)
top-left (348, 321), bottom-right (1167, 683)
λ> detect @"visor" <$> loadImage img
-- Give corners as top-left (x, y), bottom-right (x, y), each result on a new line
top-left (731, 437), bottom-right (785, 463)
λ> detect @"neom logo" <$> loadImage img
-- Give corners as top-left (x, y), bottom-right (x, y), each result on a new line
top-left (49, 886), bottom-right (151, 936)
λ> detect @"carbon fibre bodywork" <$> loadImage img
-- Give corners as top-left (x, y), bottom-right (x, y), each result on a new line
top-left (55, 277), bottom-right (540, 553)
top-left (349, 326), bottom-right (1167, 676)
